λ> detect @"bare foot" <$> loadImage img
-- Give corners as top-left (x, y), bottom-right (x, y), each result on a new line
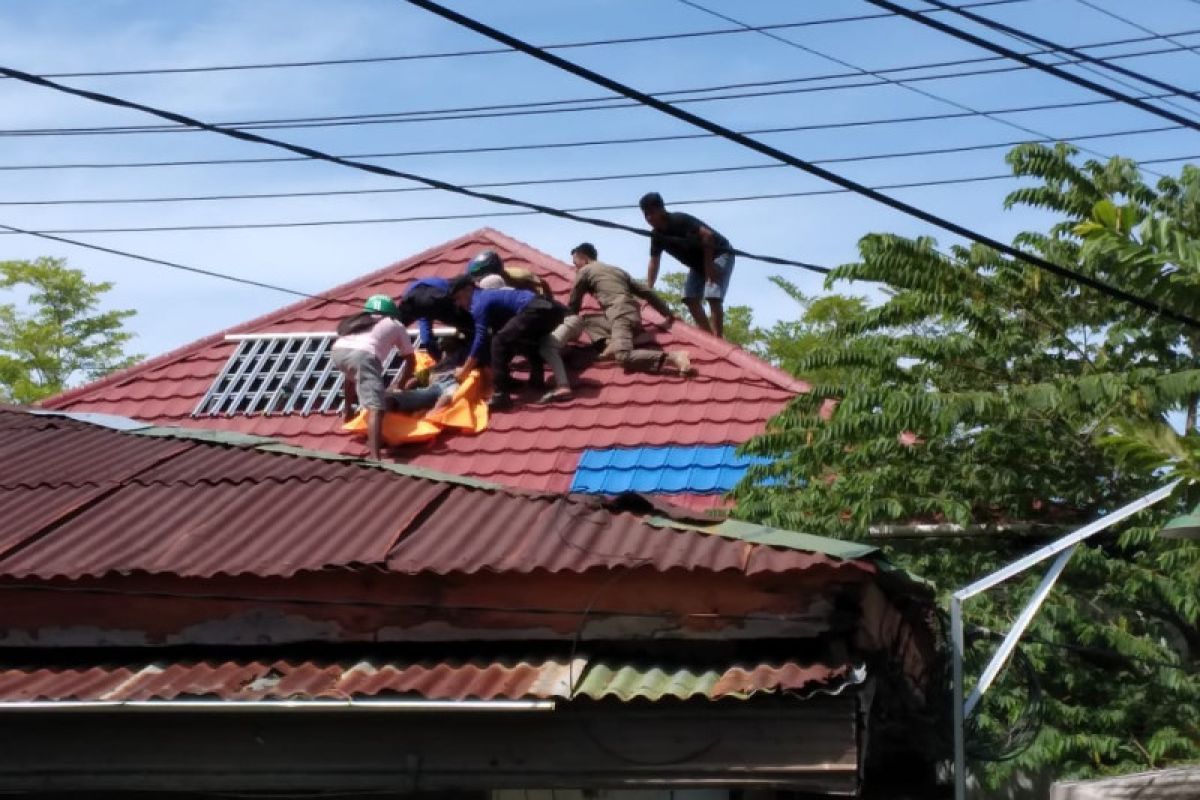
top-left (667, 351), bottom-right (692, 375)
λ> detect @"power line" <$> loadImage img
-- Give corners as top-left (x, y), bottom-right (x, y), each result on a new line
top-left (8, 156), bottom-right (1198, 234)
top-left (403, 0), bottom-right (1200, 330)
top-left (0, 92), bottom-right (1188, 173)
top-left (4, 33), bottom-right (1199, 138)
top-left (938, 0), bottom-right (1200, 104)
top-left (1074, 0), bottom-right (1200, 59)
top-left (0, 0), bottom-right (1030, 81)
top-left (673, 0), bottom-right (1169, 176)
top-left (0, 222), bottom-right (327, 300)
top-left (0, 64), bottom-right (827, 275)
top-left (866, 0), bottom-right (1200, 133)
top-left (2, 129), bottom-right (1186, 208)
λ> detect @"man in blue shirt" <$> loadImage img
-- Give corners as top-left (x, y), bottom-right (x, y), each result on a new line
top-left (450, 276), bottom-right (565, 410)
top-left (397, 276), bottom-right (474, 360)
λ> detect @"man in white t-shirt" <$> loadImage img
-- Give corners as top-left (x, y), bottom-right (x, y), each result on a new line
top-left (331, 294), bottom-right (414, 460)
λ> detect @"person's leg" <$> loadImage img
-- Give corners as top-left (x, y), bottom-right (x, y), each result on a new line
top-left (349, 352), bottom-right (387, 460)
top-left (490, 317), bottom-right (523, 406)
top-left (331, 349), bottom-right (359, 422)
top-left (682, 267), bottom-right (713, 334)
top-left (705, 253), bottom-right (735, 340)
top-left (388, 385), bottom-right (443, 414)
top-left (538, 334), bottom-right (571, 393)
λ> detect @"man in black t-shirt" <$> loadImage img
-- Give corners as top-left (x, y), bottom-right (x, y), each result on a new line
top-left (639, 191), bottom-right (735, 339)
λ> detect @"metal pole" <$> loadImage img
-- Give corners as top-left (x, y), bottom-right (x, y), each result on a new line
top-left (965, 544), bottom-right (1076, 717)
top-left (952, 596), bottom-right (967, 800)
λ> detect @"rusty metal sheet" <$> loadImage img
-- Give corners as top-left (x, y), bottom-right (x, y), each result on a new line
top-left (0, 485), bottom-right (109, 558)
top-left (0, 475), bottom-right (449, 579)
top-left (0, 657), bottom-right (856, 702)
top-left (0, 423), bottom-right (192, 489)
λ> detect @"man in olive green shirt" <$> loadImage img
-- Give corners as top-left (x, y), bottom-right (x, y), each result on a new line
top-left (567, 243), bottom-right (691, 375)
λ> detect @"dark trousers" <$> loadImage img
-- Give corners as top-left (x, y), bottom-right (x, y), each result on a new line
top-left (491, 299), bottom-right (565, 391)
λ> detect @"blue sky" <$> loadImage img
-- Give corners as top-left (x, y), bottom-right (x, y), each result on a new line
top-left (2, 0), bottom-right (1199, 361)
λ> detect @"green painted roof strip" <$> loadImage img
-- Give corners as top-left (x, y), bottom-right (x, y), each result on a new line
top-left (646, 515), bottom-right (877, 560)
top-left (576, 664), bottom-right (730, 701)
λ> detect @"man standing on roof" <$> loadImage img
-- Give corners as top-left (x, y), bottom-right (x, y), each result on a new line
top-left (332, 295), bottom-right (415, 461)
top-left (466, 249), bottom-right (553, 297)
top-left (450, 276), bottom-right (565, 411)
top-left (640, 191), bottom-right (735, 339)
top-left (568, 243), bottom-right (691, 376)
top-left (397, 277), bottom-right (474, 361)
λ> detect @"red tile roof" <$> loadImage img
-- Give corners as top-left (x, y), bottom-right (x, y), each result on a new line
top-left (0, 408), bottom-right (874, 582)
top-left (42, 228), bottom-right (807, 495)
top-left (0, 657), bottom-right (855, 703)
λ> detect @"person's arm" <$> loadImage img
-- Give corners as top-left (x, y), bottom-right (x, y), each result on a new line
top-left (631, 279), bottom-right (675, 324)
top-left (567, 271), bottom-right (588, 315)
top-left (647, 253), bottom-right (661, 288)
top-left (418, 317), bottom-right (440, 359)
top-left (456, 299), bottom-right (488, 382)
top-left (367, 408), bottom-right (383, 461)
top-left (698, 225), bottom-right (718, 285)
top-left (388, 352), bottom-right (416, 391)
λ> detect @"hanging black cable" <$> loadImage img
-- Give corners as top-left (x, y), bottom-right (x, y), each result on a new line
top-left (2, 135), bottom-right (1186, 208)
top-left (0, 222), bottom-right (328, 300)
top-left (0, 0), bottom-right (1030, 81)
top-left (402, 0), bottom-right (1200, 330)
top-left (8, 156), bottom-right (1197, 234)
top-left (930, 0), bottom-right (1200, 104)
top-left (3, 35), bottom-right (1198, 138)
top-left (0, 63), bottom-right (827, 275)
top-left (1074, 0), bottom-right (1200, 58)
top-left (0, 94), bottom-right (1186, 173)
top-left (673, 0), bottom-right (1168, 175)
top-left (862, 0), bottom-right (1200, 132)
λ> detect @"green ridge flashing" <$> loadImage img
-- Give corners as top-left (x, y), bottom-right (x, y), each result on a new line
top-left (646, 515), bottom-right (877, 560)
top-left (131, 425), bottom-right (510, 491)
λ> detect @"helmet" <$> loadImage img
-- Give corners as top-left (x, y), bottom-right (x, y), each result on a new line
top-left (363, 294), bottom-right (399, 316)
top-left (466, 249), bottom-right (503, 278)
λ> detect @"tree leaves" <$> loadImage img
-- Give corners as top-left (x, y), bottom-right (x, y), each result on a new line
top-left (0, 257), bottom-right (140, 403)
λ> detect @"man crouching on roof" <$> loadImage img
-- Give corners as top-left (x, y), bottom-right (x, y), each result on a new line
top-left (450, 274), bottom-right (565, 411)
top-left (331, 295), bottom-right (415, 461)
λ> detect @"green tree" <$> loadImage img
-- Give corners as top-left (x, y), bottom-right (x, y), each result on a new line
top-left (733, 145), bottom-right (1200, 786)
top-left (0, 257), bottom-right (140, 403)
top-left (656, 271), bottom-right (762, 349)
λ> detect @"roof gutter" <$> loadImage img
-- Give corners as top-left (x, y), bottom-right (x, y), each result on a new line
top-left (0, 699), bottom-right (555, 713)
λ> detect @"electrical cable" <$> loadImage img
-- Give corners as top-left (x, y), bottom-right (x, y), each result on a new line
top-left (8, 155), bottom-right (1198, 235)
top-left (673, 0), bottom-right (1173, 175)
top-left (5, 32), bottom-right (1200, 138)
top-left (0, 63), bottom-right (827, 275)
top-left (1, 94), bottom-right (1190, 173)
top-left (1074, 0), bottom-right (1200, 58)
top-left (0, 0), bottom-right (1030, 81)
top-left (0, 221), bottom-right (328, 300)
top-left (403, 0), bottom-right (1200, 330)
top-left (867, 0), bottom-right (1200, 132)
top-left (10, 129), bottom-right (1173, 206)
top-left (938, 0), bottom-right (1200, 103)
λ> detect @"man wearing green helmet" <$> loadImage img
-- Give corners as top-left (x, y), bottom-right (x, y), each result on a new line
top-left (331, 294), bottom-right (415, 460)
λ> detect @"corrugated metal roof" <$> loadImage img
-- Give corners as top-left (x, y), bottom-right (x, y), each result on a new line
top-left (0, 657), bottom-right (858, 703)
top-left (40, 228), bottom-right (808, 497)
top-left (570, 445), bottom-right (769, 494)
top-left (0, 409), bottom-right (877, 579)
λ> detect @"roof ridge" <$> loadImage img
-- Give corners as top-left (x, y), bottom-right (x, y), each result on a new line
top-left (42, 228), bottom-right (502, 409)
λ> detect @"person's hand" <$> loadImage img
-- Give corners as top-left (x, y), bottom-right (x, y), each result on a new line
top-left (454, 367), bottom-right (469, 383)
top-left (402, 377), bottom-right (419, 390)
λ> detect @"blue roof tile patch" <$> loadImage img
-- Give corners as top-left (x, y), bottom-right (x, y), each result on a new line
top-left (570, 445), bottom-right (770, 495)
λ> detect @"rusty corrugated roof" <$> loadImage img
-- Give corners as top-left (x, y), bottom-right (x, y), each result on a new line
top-left (0, 657), bottom-right (858, 703)
top-left (0, 408), bottom-right (876, 580)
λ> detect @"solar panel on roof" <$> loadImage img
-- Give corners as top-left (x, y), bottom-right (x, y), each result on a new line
top-left (192, 333), bottom-right (412, 418)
